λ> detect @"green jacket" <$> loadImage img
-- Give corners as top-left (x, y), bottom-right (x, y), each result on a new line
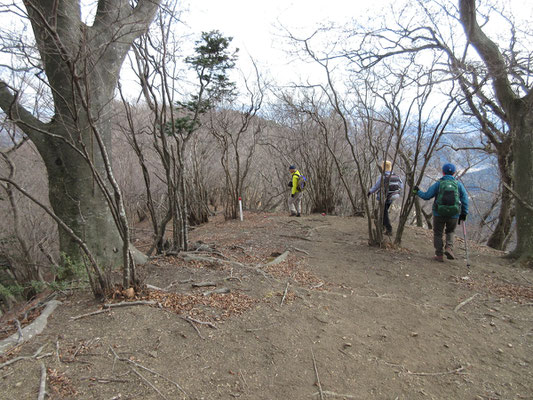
top-left (291, 170), bottom-right (302, 195)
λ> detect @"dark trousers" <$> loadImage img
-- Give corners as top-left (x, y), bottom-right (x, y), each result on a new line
top-left (433, 215), bottom-right (458, 256)
top-left (383, 201), bottom-right (393, 232)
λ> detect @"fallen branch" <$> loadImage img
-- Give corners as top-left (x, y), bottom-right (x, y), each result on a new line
top-left (192, 282), bottom-right (216, 288)
top-left (130, 366), bottom-right (168, 400)
top-left (454, 294), bottom-right (480, 313)
top-left (182, 318), bottom-right (204, 340)
top-left (103, 300), bottom-right (156, 309)
top-left (290, 246), bottom-right (309, 255)
top-left (70, 300), bottom-right (156, 321)
top-left (0, 345), bottom-right (52, 370)
top-left (109, 346), bottom-right (187, 396)
top-left (183, 316), bottom-right (217, 329)
top-left (70, 309), bottom-right (111, 321)
top-left (280, 282), bottom-right (290, 306)
top-left (311, 348), bottom-right (324, 400)
top-left (278, 234), bottom-right (312, 242)
top-left (37, 361), bottom-right (46, 400)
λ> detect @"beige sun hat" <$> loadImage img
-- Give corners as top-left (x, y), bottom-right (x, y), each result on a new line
top-left (379, 160), bottom-right (392, 172)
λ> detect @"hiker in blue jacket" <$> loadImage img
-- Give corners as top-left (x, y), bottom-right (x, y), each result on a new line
top-left (413, 163), bottom-right (469, 262)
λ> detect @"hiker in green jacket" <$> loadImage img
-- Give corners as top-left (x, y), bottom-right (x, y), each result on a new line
top-left (413, 163), bottom-right (469, 262)
top-left (288, 165), bottom-right (304, 217)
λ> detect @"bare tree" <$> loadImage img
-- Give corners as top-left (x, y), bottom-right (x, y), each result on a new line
top-left (0, 0), bottom-right (161, 295)
top-left (458, 0), bottom-right (533, 260)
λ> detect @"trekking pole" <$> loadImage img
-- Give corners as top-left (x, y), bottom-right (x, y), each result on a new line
top-left (462, 221), bottom-right (471, 267)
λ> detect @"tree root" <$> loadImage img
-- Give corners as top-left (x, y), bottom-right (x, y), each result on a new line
top-left (0, 300), bottom-right (61, 355)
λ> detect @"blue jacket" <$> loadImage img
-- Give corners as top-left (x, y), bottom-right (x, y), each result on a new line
top-left (416, 175), bottom-right (469, 218)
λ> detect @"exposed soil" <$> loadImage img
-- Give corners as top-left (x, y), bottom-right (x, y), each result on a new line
top-left (1, 212), bottom-right (532, 399)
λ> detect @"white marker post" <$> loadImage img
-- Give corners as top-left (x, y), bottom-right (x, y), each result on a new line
top-left (238, 197), bottom-right (243, 221)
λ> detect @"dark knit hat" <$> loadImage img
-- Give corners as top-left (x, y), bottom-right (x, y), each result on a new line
top-left (442, 163), bottom-right (456, 175)
top-left (289, 165), bottom-right (296, 170)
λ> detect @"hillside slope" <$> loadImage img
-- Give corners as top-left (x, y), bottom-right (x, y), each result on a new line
top-left (1, 213), bottom-right (532, 399)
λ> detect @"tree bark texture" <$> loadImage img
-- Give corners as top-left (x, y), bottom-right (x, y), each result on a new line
top-left (0, 0), bottom-right (161, 274)
top-left (459, 0), bottom-right (533, 261)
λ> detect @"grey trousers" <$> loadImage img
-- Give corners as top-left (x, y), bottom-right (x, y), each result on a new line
top-left (288, 192), bottom-right (303, 214)
top-left (433, 215), bottom-right (458, 256)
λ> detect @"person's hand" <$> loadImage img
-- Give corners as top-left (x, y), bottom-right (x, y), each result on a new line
top-left (291, 194), bottom-right (294, 198)
top-left (458, 213), bottom-right (467, 225)
top-left (412, 185), bottom-right (419, 195)
top-left (367, 191), bottom-right (371, 197)
top-left (288, 181), bottom-right (293, 187)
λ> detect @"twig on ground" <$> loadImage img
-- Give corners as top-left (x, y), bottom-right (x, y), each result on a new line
top-left (55, 338), bottom-right (61, 363)
top-left (278, 234), bottom-right (312, 242)
top-left (184, 316), bottom-right (217, 329)
top-left (14, 319), bottom-right (22, 343)
top-left (70, 301), bottom-right (156, 321)
top-left (311, 348), bottom-right (324, 400)
top-left (280, 282), bottom-right (290, 306)
top-left (104, 300), bottom-right (156, 309)
top-left (454, 294), bottom-right (480, 313)
top-left (406, 366), bottom-right (465, 376)
top-left (37, 361), bottom-right (46, 400)
top-left (312, 391), bottom-right (357, 399)
top-left (290, 246), bottom-right (310, 255)
top-left (81, 377), bottom-right (131, 383)
top-left (192, 282), bottom-right (216, 288)
top-left (108, 346), bottom-right (187, 396)
top-left (1, 370), bottom-right (14, 379)
top-left (70, 309), bottom-right (111, 321)
top-left (183, 318), bottom-right (204, 340)
top-left (0, 345), bottom-right (52, 369)
top-left (130, 366), bottom-right (168, 400)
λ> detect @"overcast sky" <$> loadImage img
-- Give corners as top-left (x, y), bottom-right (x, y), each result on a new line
top-left (181, 0), bottom-right (533, 86)
top-left (181, 0), bottom-right (394, 85)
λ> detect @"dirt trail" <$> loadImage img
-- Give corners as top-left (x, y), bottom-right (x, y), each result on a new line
top-left (1, 213), bottom-right (532, 399)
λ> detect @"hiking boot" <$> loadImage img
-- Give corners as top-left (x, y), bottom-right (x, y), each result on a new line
top-left (296, 213), bottom-right (301, 217)
top-left (444, 247), bottom-right (455, 260)
top-left (434, 255), bottom-right (444, 262)
top-left (289, 212), bottom-right (297, 217)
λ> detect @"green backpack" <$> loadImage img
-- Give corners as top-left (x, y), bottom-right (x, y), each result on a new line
top-left (436, 179), bottom-right (461, 217)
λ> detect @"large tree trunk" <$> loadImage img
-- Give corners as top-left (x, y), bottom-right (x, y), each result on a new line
top-left (0, 0), bottom-right (161, 286)
top-left (486, 149), bottom-right (514, 250)
top-left (459, 0), bottom-right (533, 262)
top-left (510, 115), bottom-right (533, 259)
top-left (42, 121), bottom-right (123, 272)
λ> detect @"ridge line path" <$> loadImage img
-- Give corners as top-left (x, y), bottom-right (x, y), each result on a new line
top-left (1, 214), bottom-right (532, 399)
